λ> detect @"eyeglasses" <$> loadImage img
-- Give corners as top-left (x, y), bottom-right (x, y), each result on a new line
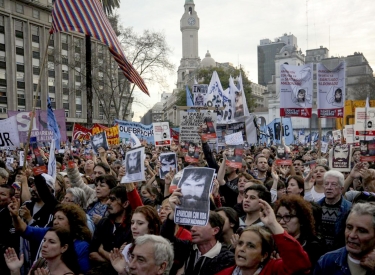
top-left (276, 214), bottom-right (297, 223)
top-left (108, 196), bottom-right (117, 202)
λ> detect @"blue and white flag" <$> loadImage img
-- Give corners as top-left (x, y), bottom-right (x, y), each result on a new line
top-left (298, 129), bottom-right (305, 144)
top-left (266, 118), bottom-right (294, 145)
top-left (48, 139), bottom-right (56, 181)
top-left (236, 72), bottom-right (250, 119)
top-left (260, 124), bottom-right (269, 145)
top-left (47, 97), bottom-right (61, 149)
top-left (186, 85), bottom-right (195, 113)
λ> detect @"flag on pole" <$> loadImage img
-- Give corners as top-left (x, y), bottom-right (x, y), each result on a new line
top-left (47, 97), bottom-right (61, 149)
top-left (130, 132), bottom-right (141, 148)
top-left (48, 139), bottom-right (57, 181)
top-left (186, 85), bottom-right (195, 113)
top-left (50, 0), bottom-right (149, 95)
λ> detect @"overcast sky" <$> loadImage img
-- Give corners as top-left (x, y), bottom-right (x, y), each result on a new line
top-left (117, 0), bottom-right (375, 121)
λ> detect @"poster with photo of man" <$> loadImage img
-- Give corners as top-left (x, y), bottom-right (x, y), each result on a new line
top-left (90, 132), bottom-right (109, 154)
top-left (329, 144), bottom-right (351, 172)
top-left (332, 130), bottom-right (342, 142)
top-left (174, 167), bottom-right (215, 226)
top-left (200, 117), bottom-right (217, 140)
top-left (184, 142), bottom-right (200, 164)
top-left (275, 145), bottom-right (292, 165)
top-left (359, 140), bottom-right (375, 162)
top-left (225, 145), bottom-right (243, 169)
top-left (121, 146), bottom-right (145, 183)
top-left (159, 152), bottom-right (177, 179)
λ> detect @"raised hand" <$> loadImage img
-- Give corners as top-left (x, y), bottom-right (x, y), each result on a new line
top-left (4, 248), bottom-right (23, 272)
top-left (259, 199), bottom-right (284, 235)
top-left (110, 248), bottom-right (128, 274)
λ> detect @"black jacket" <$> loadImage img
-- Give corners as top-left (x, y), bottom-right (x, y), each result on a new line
top-left (161, 218), bottom-right (234, 275)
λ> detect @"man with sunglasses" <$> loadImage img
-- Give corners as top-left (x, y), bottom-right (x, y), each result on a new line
top-left (90, 184), bottom-right (143, 263)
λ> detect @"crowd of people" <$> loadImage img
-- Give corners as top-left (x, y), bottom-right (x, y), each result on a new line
top-left (0, 129), bottom-right (374, 275)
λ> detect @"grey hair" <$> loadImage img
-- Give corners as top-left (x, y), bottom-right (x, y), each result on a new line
top-left (324, 170), bottom-right (344, 187)
top-left (349, 203), bottom-right (375, 228)
top-left (0, 168), bottom-right (9, 179)
top-left (134, 234), bottom-right (174, 275)
top-left (66, 187), bottom-right (87, 209)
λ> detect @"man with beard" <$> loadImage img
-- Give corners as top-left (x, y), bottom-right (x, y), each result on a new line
top-left (90, 185), bottom-right (143, 263)
top-left (187, 142), bottom-right (199, 158)
top-left (125, 151), bottom-right (141, 175)
top-left (178, 168), bottom-right (211, 210)
top-left (159, 153), bottom-right (177, 179)
top-left (253, 154), bottom-right (272, 183)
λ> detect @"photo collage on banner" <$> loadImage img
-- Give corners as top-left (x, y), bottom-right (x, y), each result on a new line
top-left (329, 144), bottom-right (352, 172)
top-left (317, 62), bottom-right (346, 118)
top-left (121, 146), bottom-right (145, 183)
top-left (90, 132), bottom-right (109, 154)
top-left (280, 64), bottom-right (313, 118)
top-left (174, 167), bottom-right (215, 226)
top-left (159, 152), bottom-right (178, 179)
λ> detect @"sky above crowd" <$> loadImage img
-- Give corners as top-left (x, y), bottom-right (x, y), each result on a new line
top-left (117, 0), bottom-right (375, 121)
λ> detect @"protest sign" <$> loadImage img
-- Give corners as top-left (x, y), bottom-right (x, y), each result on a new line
top-left (344, 125), bottom-right (355, 144)
top-left (217, 123), bottom-right (246, 148)
top-left (159, 153), bottom-right (177, 179)
top-left (225, 145), bottom-right (244, 168)
top-left (280, 64), bottom-right (313, 118)
top-left (225, 132), bottom-right (244, 145)
top-left (179, 111), bottom-right (217, 145)
top-left (0, 116), bottom-right (21, 148)
top-left (8, 110), bottom-right (66, 143)
top-left (30, 137), bottom-right (47, 175)
top-left (359, 140), bottom-right (375, 162)
top-left (184, 142), bottom-right (200, 164)
top-left (90, 132), bottom-right (109, 154)
top-left (72, 123), bottom-right (92, 141)
top-left (174, 167), bottom-right (215, 226)
top-left (275, 145), bottom-right (292, 165)
top-left (121, 147), bottom-right (145, 183)
top-left (321, 141), bottom-right (328, 153)
top-left (332, 130), bottom-right (342, 142)
top-left (317, 62), bottom-right (346, 118)
top-left (329, 144), bottom-right (351, 172)
top-left (201, 116), bottom-right (217, 140)
top-left (153, 122), bottom-right (171, 146)
top-left (92, 124), bottom-right (119, 145)
top-left (354, 107), bottom-right (375, 141)
top-left (19, 151), bottom-right (24, 167)
top-left (192, 84), bottom-right (208, 106)
top-left (267, 118), bottom-right (294, 145)
top-left (115, 119), bottom-right (154, 144)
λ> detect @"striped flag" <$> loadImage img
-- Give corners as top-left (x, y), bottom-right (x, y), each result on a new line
top-left (50, 0), bottom-right (149, 96)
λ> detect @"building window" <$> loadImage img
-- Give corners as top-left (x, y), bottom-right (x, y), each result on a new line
top-left (48, 15), bottom-right (52, 23)
top-left (0, 15), bottom-right (3, 26)
top-left (16, 55), bottom-right (24, 64)
top-left (61, 33), bottom-right (68, 44)
top-left (0, 0), bottom-right (4, 7)
top-left (32, 10), bottom-right (40, 19)
top-left (75, 111), bottom-right (81, 118)
top-left (0, 68), bottom-right (5, 79)
top-left (16, 3), bottom-right (23, 13)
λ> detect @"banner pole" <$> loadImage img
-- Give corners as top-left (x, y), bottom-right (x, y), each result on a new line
top-left (318, 117), bottom-right (322, 158)
top-left (309, 117), bottom-right (312, 150)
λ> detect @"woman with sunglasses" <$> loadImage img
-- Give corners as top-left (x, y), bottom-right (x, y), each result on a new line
top-left (215, 199), bottom-right (311, 275)
top-left (274, 194), bottom-right (323, 270)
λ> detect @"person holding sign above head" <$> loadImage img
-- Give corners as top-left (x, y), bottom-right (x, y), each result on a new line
top-left (161, 189), bottom-right (235, 275)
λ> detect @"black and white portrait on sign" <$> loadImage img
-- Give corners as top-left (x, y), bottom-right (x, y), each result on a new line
top-left (174, 167), bottom-right (215, 226)
top-left (90, 132), bottom-right (109, 154)
top-left (120, 147), bottom-right (145, 183)
top-left (159, 153), bottom-right (177, 179)
top-left (329, 144), bottom-right (351, 172)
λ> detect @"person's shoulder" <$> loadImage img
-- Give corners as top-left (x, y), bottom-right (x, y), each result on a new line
top-left (213, 266), bottom-right (236, 275)
top-left (318, 247), bottom-right (347, 265)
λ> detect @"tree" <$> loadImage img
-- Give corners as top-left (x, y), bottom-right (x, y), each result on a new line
top-left (116, 26), bottom-right (175, 118)
top-left (174, 66), bottom-right (256, 111)
top-left (100, 0), bottom-right (119, 16)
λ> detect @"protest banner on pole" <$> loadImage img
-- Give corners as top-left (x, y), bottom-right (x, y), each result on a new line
top-left (192, 84), bottom-right (208, 107)
top-left (354, 107), bottom-right (375, 141)
top-left (0, 116), bottom-right (21, 148)
top-left (280, 64), bottom-right (313, 118)
top-left (317, 62), bottom-right (346, 118)
top-left (115, 119), bottom-right (154, 144)
top-left (179, 111), bottom-right (217, 145)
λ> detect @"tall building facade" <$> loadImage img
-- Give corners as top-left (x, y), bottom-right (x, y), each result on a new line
top-left (0, 0), bottom-right (133, 134)
top-left (176, 0), bottom-right (200, 89)
top-left (257, 33), bottom-right (297, 86)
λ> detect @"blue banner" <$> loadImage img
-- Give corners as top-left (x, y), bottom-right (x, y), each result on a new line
top-left (115, 119), bottom-right (154, 144)
top-left (266, 118), bottom-right (294, 145)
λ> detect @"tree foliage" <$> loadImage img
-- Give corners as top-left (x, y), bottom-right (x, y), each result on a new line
top-left (175, 66), bottom-right (255, 112)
